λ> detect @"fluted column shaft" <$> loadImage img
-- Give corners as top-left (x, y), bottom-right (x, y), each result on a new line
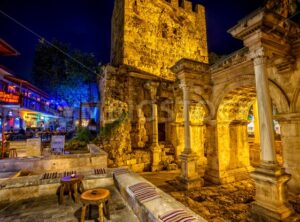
top-left (253, 55), bottom-right (277, 164)
top-left (152, 102), bottom-right (158, 146)
top-left (181, 83), bottom-right (192, 154)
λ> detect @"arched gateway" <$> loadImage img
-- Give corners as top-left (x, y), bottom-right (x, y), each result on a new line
top-left (100, 0), bottom-right (300, 221)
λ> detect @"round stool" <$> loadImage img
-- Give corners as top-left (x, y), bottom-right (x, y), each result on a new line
top-left (9, 148), bottom-right (17, 158)
top-left (80, 188), bottom-right (110, 222)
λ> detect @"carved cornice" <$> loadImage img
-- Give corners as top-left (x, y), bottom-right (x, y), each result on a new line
top-left (171, 58), bottom-right (209, 75)
top-left (210, 47), bottom-right (250, 72)
top-left (229, 8), bottom-right (300, 42)
top-left (249, 47), bottom-right (296, 72)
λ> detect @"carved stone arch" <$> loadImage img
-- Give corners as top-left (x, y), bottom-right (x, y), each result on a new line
top-left (213, 78), bottom-right (255, 120)
top-left (291, 87), bottom-right (300, 112)
top-left (213, 78), bottom-right (290, 118)
top-left (268, 80), bottom-right (290, 114)
top-left (191, 92), bottom-right (211, 120)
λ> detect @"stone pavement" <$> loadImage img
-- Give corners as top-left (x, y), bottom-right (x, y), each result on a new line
top-left (140, 171), bottom-right (300, 222)
top-left (0, 185), bottom-right (139, 222)
top-left (140, 171), bottom-right (255, 222)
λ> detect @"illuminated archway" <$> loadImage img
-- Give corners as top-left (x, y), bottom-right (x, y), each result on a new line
top-left (215, 86), bottom-right (256, 183)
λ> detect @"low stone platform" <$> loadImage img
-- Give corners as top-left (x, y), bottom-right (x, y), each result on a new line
top-left (141, 171), bottom-right (300, 222)
top-left (0, 150), bottom-right (107, 174)
top-left (0, 169), bottom-right (112, 203)
top-left (0, 185), bottom-right (139, 222)
top-left (114, 170), bottom-right (207, 222)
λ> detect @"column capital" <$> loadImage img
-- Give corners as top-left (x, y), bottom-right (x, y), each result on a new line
top-left (249, 47), bottom-right (269, 66)
top-left (144, 81), bottom-right (159, 100)
top-left (179, 79), bottom-right (195, 95)
top-left (179, 83), bottom-right (191, 91)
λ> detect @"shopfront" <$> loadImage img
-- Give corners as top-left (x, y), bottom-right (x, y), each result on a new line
top-left (19, 110), bottom-right (60, 130)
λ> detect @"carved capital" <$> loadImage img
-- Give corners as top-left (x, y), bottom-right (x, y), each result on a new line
top-left (179, 83), bottom-right (191, 92)
top-left (250, 48), bottom-right (268, 66)
top-left (144, 81), bottom-right (159, 100)
top-left (253, 56), bottom-right (268, 66)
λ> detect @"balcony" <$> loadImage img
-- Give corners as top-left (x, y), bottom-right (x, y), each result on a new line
top-left (20, 95), bottom-right (62, 116)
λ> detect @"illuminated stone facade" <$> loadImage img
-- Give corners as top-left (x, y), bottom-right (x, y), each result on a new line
top-left (111, 0), bottom-right (208, 80)
top-left (100, 1), bottom-right (300, 220)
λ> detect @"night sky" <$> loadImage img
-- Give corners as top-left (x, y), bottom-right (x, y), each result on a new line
top-left (0, 0), bottom-right (263, 81)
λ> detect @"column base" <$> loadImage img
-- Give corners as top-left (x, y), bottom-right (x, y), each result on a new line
top-left (151, 144), bottom-right (162, 172)
top-left (178, 152), bottom-right (203, 190)
top-left (249, 202), bottom-right (300, 222)
top-left (177, 176), bottom-right (203, 191)
top-left (248, 163), bottom-right (294, 222)
top-left (204, 166), bottom-right (252, 185)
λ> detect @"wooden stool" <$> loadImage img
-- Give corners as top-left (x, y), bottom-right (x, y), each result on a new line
top-left (80, 188), bottom-right (110, 222)
top-left (8, 148), bottom-right (17, 158)
top-left (59, 175), bottom-right (84, 204)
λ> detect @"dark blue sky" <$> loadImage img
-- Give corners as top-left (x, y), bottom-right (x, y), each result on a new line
top-left (0, 0), bottom-right (263, 81)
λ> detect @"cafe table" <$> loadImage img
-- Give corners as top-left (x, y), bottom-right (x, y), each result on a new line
top-left (59, 174), bottom-right (84, 204)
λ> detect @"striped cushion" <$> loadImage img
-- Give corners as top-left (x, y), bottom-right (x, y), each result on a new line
top-left (128, 182), bottom-right (160, 203)
top-left (94, 168), bottom-right (106, 175)
top-left (63, 171), bottom-right (77, 177)
top-left (41, 171), bottom-right (77, 180)
top-left (113, 168), bottom-right (129, 176)
top-left (159, 209), bottom-right (197, 222)
top-left (129, 182), bottom-right (154, 192)
top-left (41, 172), bottom-right (59, 180)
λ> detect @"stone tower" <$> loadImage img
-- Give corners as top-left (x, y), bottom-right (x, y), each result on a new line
top-left (111, 0), bottom-right (208, 80)
top-left (100, 0), bottom-right (210, 175)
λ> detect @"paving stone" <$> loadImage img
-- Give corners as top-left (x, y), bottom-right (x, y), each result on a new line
top-left (0, 185), bottom-right (139, 222)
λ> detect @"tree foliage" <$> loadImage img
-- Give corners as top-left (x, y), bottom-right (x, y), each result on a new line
top-left (32, 40), bottom-right (98, 107)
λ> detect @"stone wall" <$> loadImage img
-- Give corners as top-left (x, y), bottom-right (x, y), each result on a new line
top-left (111, 0), bottom-right (208, 80)
top-left (0, 175), bottom-right (113, 203)
top-left (0, 151), bottom-right (107, 174)
top-left (99, 64), bottom-right (181, 172)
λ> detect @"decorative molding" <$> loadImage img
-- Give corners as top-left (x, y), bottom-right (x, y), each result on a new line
top-left (171, 58), bottom-right (209, 75)
top-left (253, 56), bottom-right (268, 66)
top-left (179, 82), bottom-right (191, 92)
top-left (210, 47), bottom-right (250, 72)
top-left (144, 81), bottom-right (160, 100)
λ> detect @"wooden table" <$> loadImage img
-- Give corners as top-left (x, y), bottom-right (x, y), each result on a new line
top-left (80, 188), bottom-right (110, 222)
top-left (59, 175), bottom-right (84, 204)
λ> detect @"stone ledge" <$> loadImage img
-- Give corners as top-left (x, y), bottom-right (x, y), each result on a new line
top-left (114, 171), bottom-right (207, 222)
top-left (0, 174), bottom-right (114, 203)
top-left (0, 151), bottom-right (107, 173)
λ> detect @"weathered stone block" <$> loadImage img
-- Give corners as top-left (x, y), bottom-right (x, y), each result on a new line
top-left (131, 163), bottom-right (145, 173)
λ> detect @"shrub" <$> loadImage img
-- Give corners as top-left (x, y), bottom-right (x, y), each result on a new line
top-left (65, 127), bottom-right (96, 152)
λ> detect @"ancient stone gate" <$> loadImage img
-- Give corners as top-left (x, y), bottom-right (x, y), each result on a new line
top-left (99, 0), bottom-right (300, 220)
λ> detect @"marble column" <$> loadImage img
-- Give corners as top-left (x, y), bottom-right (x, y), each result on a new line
top-left (250, 99), bottom-right (261, 167)
top-left (253, 99), bottom-right (260, 144)
top-left (178, 82), bottom-right (202, 190)
top-left (182, 83), bottom-right (192, 154)
top-left (249, 50), bottom-right (294, 222)
top-left (145, 81), bottom-right (161, 172)
top-left (152, 102), bottom-right (159, 147)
